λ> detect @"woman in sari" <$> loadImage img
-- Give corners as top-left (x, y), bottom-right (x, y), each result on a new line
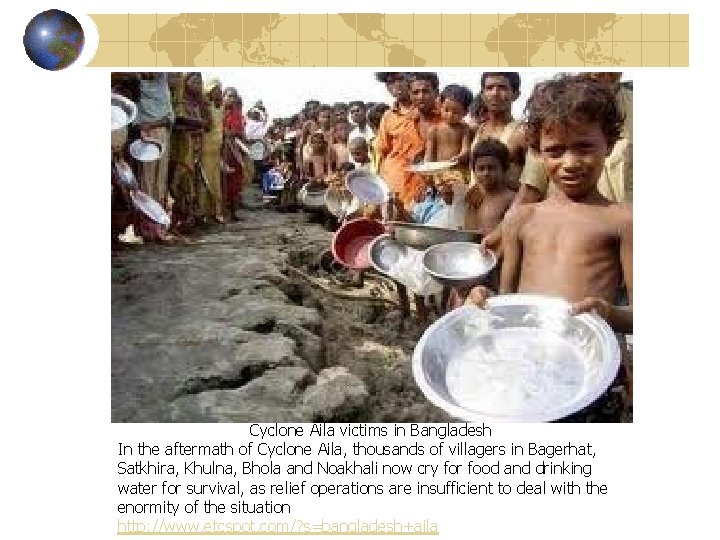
top-left (202, 77), bottom-right (225, 221)
top-left (168, 72), bottom-right (206, 233)
top-left (222, 87), bottom-right (246, 222)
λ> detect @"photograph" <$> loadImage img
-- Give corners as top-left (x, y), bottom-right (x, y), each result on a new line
top-left (110, 69), bottom-right (633, 424)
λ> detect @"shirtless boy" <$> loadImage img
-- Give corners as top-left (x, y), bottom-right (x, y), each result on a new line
top-left (332, 122), bottom-right (351, 164)
top-left (464, 138), bottom-right (515, 234)
top-left (303, 131), bottom-right (336, 181)
top-left (425, 84), bottom-right (474, 165)
top-left (423, 84), bottom-right (473, 213)
top-left (348, 137), bottom-right (371, 169)
top-left (466, 74), bottom-right (632, 334)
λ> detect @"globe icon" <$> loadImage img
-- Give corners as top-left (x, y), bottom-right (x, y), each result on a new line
top-left (24, 9), bottom-right (85, 71)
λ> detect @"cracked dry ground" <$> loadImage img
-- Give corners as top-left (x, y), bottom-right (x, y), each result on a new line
top-left (111, 206), bottom-right (453, 423)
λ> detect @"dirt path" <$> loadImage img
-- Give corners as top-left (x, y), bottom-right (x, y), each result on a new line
top-left (111, 192), bottom-right (452, 423)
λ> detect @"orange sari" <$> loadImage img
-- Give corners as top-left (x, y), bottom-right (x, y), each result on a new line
top-left (376, 104), bottom-right (441, 211)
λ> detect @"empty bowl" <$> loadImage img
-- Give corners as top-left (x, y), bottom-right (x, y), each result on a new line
top-left (111, 93), bottom-right (137, 131)
top-left (412, 296), bottom-right (622, 422)
top-left (331, 218), bottom-right (386, 270)
top-left (422, 242), bottom-right (497, 288)
top-left (345, 169), bottom-right (390, 205)
top-left (129, 138), bottom-right (165, 162)
top-left (299, 183), bottom-right (328, 211)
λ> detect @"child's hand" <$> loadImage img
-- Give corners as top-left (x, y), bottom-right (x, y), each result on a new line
top-left (570, 297), bottom-right (614, 322)
top-left (481, 228), bottom-right (500, 250)
top-left (464, 286), bottom-right (495, 308)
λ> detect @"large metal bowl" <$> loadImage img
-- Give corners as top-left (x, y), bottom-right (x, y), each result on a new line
top-left (369, 234), bottom-right (408, 274)
top-left (332, 218), bottom-right (386, 270)
top-left (346, 169), bottom-right (389, 205)
top-left (389, 222), bottom-right (482, 250)
top-left (423, 242), bottom-right (497, 288)
top-left (325, 188), bottom-right (360, 219)
top-left (412, 296), bottom-right (621, 423)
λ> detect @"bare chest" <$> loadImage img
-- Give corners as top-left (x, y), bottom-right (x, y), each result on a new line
top-left (521, 209), bottom-right (618, 257)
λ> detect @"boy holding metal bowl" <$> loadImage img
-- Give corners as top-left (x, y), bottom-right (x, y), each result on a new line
top-left (465, 74), bottom-right (632, 335)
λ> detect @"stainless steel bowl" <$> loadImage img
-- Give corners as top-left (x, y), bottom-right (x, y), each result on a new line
top-left (111, 93), bottom-right (137, 131)
top-left (299, 184), bottom-right (328, 211)
top-left (129, 138), bottom-right (165, 162)
top-left (423, 242), bottom-right (497, 288)
top-left (325, 188), bottom-right (360, 219)
top-left (412, 296), bottom-right (621, 423)
top-left (346, 169), bottom-right (389, 205)
top-left (369, 234), bottom-right (408, 274)
top-left (389, 222), bottom-right (482, 250)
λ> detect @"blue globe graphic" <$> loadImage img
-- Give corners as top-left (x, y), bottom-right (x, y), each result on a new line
top-left (24, 9), bottom-right (85, 70)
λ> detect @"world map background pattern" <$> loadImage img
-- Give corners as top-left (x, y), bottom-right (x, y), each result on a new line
top-left (88, 13), bottom-right (689, 67)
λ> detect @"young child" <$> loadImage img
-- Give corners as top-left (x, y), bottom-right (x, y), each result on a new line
top-left (424, 84), bottom-right (474, 213)
top-left (366, 103), bottom-right (390, 173)
top-left (466, 74), bottom-right (632, 335)
top-left (348, 137), bottom-right (371, 170)
top-left (332, 122), bottom-right (351, 165)
top-left (302, 105), bottom-right (334, 167)
top-left (425, 83), bottom-right (474, 165)
top-left (334, 102), bottom-right (349, 124)
top-left (464, 138), bottom-right (515, 234)
top-left (277, 160), bottom-right (302, 212)
top-left (303, 131), bottom-right (336, 181)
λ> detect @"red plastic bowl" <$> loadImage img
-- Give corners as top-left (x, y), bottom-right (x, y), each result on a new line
top-left (331, 218), bottom-right (386, 270)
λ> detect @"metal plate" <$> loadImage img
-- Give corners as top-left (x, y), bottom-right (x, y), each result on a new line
top-left (299, 184), bottom-right (327, 210)
top-left (345, 170), bottom-right (389, 205)
top-left (247, 141), bottom-right (266, 160)
top-left (412, 295), bottom-right (621, 422)
top-left (128, 138), bottom-right (164, 162)
top-left (111, 94), bottom-right (137, 130)
top-left (423, 242), bottom-right (497, 288)
top-left (406, 161), bottom-right (456, 174)
top-left (130, 191), bottom-right (170, 226)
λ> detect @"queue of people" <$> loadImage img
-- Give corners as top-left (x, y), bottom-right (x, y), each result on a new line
top-left (111, 72), bottom-right (270, 244)
top-left (111, 70), bottom-right (632, 340)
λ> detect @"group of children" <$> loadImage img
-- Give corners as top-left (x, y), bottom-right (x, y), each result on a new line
top-left (263, 72), bottom-right (632, 344)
